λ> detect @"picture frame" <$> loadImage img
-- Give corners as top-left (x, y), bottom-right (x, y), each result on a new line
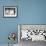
top-left (3, 6), bottom-right (17, 18)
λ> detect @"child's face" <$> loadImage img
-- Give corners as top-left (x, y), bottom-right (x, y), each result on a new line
top-left (5, 9), bottom-right (15, 15)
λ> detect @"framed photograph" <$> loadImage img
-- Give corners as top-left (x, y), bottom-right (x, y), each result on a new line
top-left (3, 6), bottom-right (17, 17)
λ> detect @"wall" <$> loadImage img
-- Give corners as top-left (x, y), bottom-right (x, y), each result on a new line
top-left (0, 0), bottom-right (18, 44)
top-left (18, 0), bottom-right (46, 24)
top-left (0, 0), bottom-right (46, 44)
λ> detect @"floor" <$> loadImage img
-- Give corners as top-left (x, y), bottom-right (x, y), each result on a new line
top-left (19, 39), bottom-right (46, 46)
top-left (0, 44), bottom-right (18, 46)
top-left (0, 40), bottom-right (46, 46)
